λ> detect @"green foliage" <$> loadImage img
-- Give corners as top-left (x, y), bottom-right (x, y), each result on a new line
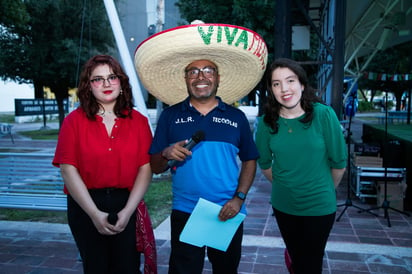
top-left (357, 100), bottom-right (374, 112)
top-left (175, 0), bottom-right (275, 57)
top-left (176, 0), bottom-right (234, 24)
top-left (174, 0), bottom-right (320, 81)
top-left (0, 0), bottom-right (117, 127)
top-left (0, 0), bottom-right (29, 31)
top-left (356, 42), bottom-right (412, 110)
top-left (0, 0), bottom-right (115, 99)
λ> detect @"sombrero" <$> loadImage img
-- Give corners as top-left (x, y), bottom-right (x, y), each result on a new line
top-left (134, 22), bottom-right (268, 105)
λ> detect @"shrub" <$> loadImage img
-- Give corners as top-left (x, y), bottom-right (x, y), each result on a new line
top-left (358, 101), bottom-right (374, 112)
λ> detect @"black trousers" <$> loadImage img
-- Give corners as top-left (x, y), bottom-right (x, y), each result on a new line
top-left (168, 209), bottom-right (243, 274)
top-left (273, 208), bottom-right (335, 274)
top-left (67, 188), bottom-right (141, 274)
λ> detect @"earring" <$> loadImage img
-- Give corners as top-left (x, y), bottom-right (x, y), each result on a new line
top-left (120, 89), bottom-right (123, 95)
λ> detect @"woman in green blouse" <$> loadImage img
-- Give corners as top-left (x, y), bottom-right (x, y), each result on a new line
top-left (255, 58), bottom-right (347, 274)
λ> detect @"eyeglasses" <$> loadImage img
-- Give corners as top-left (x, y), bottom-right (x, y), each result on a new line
top-left (185, 67), bottom-right (217, 79)
top-left (90, 75), bottom-right (120, 86)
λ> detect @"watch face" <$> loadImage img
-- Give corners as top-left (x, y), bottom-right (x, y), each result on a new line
top-left (237, 192), bottom-right (246, 200)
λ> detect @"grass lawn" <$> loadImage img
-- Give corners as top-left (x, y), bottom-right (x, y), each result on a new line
top-left (0, 124), bottom-right (172, 228)
top-left (0, 178), bottom-right (172, 228)
top-left (0, 113), bottom-right (16, 123)
top-left (19, 129), bottom-right (60, 140)
top-left (144, 178), bottom-right (172, 227)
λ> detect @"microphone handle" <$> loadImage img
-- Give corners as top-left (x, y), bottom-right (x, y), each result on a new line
top-left (167, 138), bottom-right (197, 167)
top-left (184, 139), bottom-right (197, 151)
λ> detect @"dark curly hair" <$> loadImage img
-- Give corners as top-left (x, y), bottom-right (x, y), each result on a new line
top-left (77, 55), bottom-right (135, 120)
top-left (263, 58), bottom-right (322, 133)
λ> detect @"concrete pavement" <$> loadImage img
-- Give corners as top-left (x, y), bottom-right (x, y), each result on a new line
top-left (0, 115), bottom-right (412, 273)
top-left (1, 165), bottom-right (411, 273)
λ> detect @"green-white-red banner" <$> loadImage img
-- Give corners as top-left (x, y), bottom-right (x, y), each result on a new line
top-left (363, 72), bottom-right (411, 81)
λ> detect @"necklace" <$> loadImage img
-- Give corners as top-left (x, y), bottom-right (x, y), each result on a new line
top-left (281, 118), bottom-right (293, 133)
top-left (98, 110), bottom-right (113, 117)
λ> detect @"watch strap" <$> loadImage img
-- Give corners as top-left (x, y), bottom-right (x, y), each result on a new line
top-left (234, 191), bottom-right (246, 200)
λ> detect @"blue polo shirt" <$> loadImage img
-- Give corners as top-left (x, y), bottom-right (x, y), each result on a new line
top-left (150, 97), bottom-right (259, 214)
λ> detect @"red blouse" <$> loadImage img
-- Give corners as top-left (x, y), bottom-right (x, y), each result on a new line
top-left (53, 108), bottom-right (152, 193)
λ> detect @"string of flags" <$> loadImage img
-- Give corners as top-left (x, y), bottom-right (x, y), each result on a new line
top-left (363, 72), bottom-right (411, 81)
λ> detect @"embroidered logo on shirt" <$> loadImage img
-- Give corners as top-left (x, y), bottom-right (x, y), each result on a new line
top-left (212, 116), bottom-right (238, 128)
top-left (174, 116), bottom-right (194, 124)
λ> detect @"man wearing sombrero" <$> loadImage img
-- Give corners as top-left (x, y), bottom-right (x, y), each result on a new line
top-left (135, 22), bottom-right (268, 273)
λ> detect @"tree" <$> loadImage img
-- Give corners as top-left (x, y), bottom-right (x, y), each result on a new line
top-left (175, 0), bottom-right (321, 103)
top-left (357, 41), bottom-right (412, 110)
top-left (0, 0), bottom-right (30, 84)
top-left (176, 0), bottom-right (275, 58)
top-left (0, 0), bottom-right (29, 31)
top-left (175, 0), bottom-right (275, 107)
top-left (0, 0), bottom-right (115, 126)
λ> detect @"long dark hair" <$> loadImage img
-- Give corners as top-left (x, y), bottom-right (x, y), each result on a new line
top-left (263, 58), bottom-right (322, 133)
top-left (77, 55), bottom-right (135, 120)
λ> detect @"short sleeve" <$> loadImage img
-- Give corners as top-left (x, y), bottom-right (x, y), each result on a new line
top-left (321, 106), bottom-right (347, 169)
top-left (255, 116), bottom-right (273, 170)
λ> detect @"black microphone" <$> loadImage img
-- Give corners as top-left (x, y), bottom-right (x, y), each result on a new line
top-left (108, 212), bottom-right (118, 225)
top-left (168, 130), bottom-right (205, 168)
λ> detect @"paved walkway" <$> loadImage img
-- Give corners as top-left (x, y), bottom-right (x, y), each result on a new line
top-left (0, 117), bottom-right (411, 273)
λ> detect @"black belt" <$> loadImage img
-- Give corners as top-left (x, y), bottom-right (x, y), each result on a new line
top-left (88, 187), bottom-right (128, 194)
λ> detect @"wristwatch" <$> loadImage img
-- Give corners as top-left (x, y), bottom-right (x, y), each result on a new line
top-left (234, 191), bottom-right (247, 200)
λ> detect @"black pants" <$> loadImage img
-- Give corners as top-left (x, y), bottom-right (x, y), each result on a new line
top-left (273, 208), bottom-right (335, 274)
top-left (67, 188), bottom-right (141, 274)
top-left (169, 209), bottom-right (243, 274)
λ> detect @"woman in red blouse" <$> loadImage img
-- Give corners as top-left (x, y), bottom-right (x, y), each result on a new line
top-left (53, 55), bottom-right (153, 274)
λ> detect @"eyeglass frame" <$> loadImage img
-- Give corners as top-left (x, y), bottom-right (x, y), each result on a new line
top-left (90, 75), bottom-right (120, 87)
top-left (185, 66), bottom-right (218, 79)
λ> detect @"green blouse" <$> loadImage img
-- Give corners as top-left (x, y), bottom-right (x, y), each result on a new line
top-left (255, 103), bottom-right (347, 216)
